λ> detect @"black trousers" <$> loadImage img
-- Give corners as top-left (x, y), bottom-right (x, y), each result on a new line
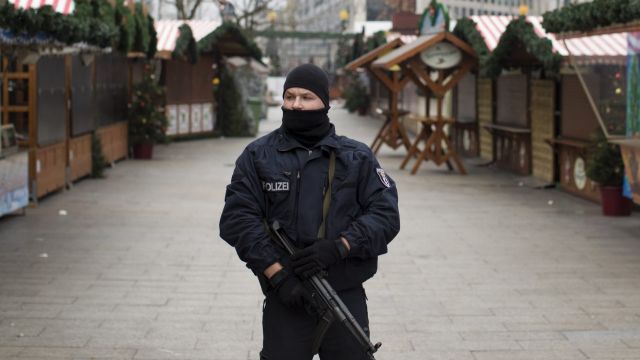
top-left (260, 286), bottom-right (370, 360)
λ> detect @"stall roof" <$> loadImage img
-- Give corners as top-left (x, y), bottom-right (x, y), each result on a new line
top-left (345, 38), bottom-right (404, 71)
top-left (9, 0), bottom-right (75, 15)
top-left (155, 20), bottom-right (221, 54)
top-left (386, 33), bottom-right (417, 45)
top-left (372, 32), bottom-right (476, 70)
top-left (471, 15), bottom-right (627, 64)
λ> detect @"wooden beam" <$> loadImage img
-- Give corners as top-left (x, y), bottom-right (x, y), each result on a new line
top-left (398, 74), bottom-right (412, 89)
top-left (401, 64), bottom-right (424, 88)
top-left (28, 64), bottom-right (37, 149)
top-left (345, 38), bottom-right (404, 71)
top-left (408, 58), bottom-right (445, 96)
top-left (370, 67), bottom-right (397, 93)
top-left (554, 21), bottom-right (640, 39)
top-left (442, 57), bottom-right (474, 93)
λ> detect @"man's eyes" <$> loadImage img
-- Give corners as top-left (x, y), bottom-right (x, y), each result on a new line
top-left (285, 95), bottom-right (313, 100)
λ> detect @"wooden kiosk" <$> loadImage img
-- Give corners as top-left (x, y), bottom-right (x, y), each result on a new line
top-left (372, 32), bottom-right (477, 174)
top-left (344, 38), bottom-right (412, 154)
top-left (155, 21), bottom-right (263, 138)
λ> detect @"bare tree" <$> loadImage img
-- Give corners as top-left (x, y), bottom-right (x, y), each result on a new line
top-left (233, 0), bottom-right (274, 33)
top-left (162, 0), bottom-right (212, 20)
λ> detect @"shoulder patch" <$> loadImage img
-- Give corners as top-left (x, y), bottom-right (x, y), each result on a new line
top-left (376, 168), bottom-right (391, 188)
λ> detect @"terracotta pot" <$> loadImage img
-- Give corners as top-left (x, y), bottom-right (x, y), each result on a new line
top-left (599, 186), bottom-right (632, 216)
top-left (132, 143), bottom-right (154, 159)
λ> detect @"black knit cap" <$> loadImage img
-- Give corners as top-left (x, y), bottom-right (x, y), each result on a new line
top-left (283, 63), bottom-right (330, 108)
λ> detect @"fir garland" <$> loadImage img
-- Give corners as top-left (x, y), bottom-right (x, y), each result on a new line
top-left (452, 17), bottom-right (490, 67)
top-left (198, 21), bottom-right (262, 60)
top-left (542, 0), bottom-right (640, 34)
top-left (173, 24), bottom-right (198, 64)
top-left (146, 15), bottom-right (157, 59)
top-left (485, 17), bottom-right (562, 78)
top-left (213, 66), bottom-right (254, 136)
top-left (115, 0), bottom-right (134, 53)
top-left (0, 0), bottom-right (153, 53)
top-left (365, 30), bottom-right (387, 52)
top-left (133, 3), bottom-right (149, 53)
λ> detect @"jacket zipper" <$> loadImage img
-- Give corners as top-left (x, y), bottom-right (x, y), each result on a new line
top-left (293, 170), bottom-right (301, 233)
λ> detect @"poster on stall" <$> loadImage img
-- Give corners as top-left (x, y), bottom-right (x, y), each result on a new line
top-left (624, 32), bottom-right (640, 203)
top-left (202, 103), bottom-right (214, 132)
top-left (627, 32), bottom-right (640, 137)
top-left (0, 152), bottom-right (29, 217)
top-left (191, 104), bottom-right (202, 133)
top-left (166, 105), bottom-right (178, 135)
top-left (621, 145), bottom-right (640, 204)
top-left (178, 104), bottom-right (190, 134)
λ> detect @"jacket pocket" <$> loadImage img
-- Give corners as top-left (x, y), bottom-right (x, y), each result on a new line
top-left (260, 170), bottom-right (293, 222)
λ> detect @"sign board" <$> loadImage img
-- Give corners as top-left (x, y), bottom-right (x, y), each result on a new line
top-left (166, 105), bottom-right (178, 135)
top-left (191, 104), bottom-right (202, 133)
top-left (202, 103), bottom-right (214, 132)
top-left (178, 104), bottom-right (190, 134)
top-left (621, 144), bottom-right (640, 204)
top-left (0, 151), bottom-right (29, 217)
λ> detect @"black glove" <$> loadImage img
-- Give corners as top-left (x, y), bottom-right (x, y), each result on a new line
top-left (291, 238), bottom-right (348, 279)
top-left (270, 268), bottom-right (311, 308)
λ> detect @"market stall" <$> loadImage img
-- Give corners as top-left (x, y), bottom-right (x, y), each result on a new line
top-left (155, 21), bottom-right (263, 138)
top-left (472, 16), bottom-right (561, 180)
top-left (345, 38), bottom-right (412, 154)
top-left (372, 32), bottom-right (477, 175)
top-left (0, 0), bottom-right (156, 200)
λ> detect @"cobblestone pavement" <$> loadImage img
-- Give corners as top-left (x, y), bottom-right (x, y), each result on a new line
top-left (0, 105), bottom-right (639, 360)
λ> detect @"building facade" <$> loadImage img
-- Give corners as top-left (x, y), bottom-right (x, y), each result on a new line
top-left (143, 0), bottom-right (221, 20)
top-left (276, 0), bottom-right (416, 74)
top-left (415, 0), bottom-right (555, 18)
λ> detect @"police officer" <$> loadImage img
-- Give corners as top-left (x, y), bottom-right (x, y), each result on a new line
top-left (219, 63), bottom-right (400, 360)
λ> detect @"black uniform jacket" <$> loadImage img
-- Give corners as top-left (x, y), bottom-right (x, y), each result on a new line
top-left (219, 125), bottom-right (400, 291)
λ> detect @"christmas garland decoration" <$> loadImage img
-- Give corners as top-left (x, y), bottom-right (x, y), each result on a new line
top-left (542, 0), bottom-right (640, 34)
top-left (485, 16), bottom-right (562, 78)
top-left (0, 0), bottom-right (156, 54)
top-left (173, 24), bottom-right (198, 64)
top-left (452, 17), bottom-right (489, 67)
top-left (198, 21), bottom-right (262, 60)
top-left (213, 66), bottom-right (254, 136)
top-left (146, 14), bottom-right (157, 59)
top-left (365, 30), bottom-right (386, 53)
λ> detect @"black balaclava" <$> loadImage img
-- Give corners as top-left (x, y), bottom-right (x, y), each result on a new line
top-left (282, 63), bottom-right (331, 148)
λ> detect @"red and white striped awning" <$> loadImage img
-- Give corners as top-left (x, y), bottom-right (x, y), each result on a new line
top-left (471, 15), bottom-right (627, 64)
top-left (9, 0), bottom-right (75, 15)
top-left (155, 20), bottom-right (221, 54)
top-left (386, 33), bottom-right (417, 45)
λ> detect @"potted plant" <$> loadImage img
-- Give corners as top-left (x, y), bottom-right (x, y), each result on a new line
top-left (586, 134), bottom-right (633, 216)
top-left (343, 75), bottom-right (370, 115)
top-left (128, 63), bottom-right (168, 159)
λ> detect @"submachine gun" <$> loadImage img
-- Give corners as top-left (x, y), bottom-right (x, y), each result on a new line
top-left (269, 221), bottom-right (382, 360)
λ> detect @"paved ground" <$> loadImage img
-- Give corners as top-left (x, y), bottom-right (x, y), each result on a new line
top-left (0, 105), bottom-right (639, 360)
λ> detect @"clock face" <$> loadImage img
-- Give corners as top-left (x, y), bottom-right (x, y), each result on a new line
top-left (420, 42), bottom-right (462, 70)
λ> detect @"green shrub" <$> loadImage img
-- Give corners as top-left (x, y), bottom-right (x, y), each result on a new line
top-left (586, 133), bottom-right (625, 186)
